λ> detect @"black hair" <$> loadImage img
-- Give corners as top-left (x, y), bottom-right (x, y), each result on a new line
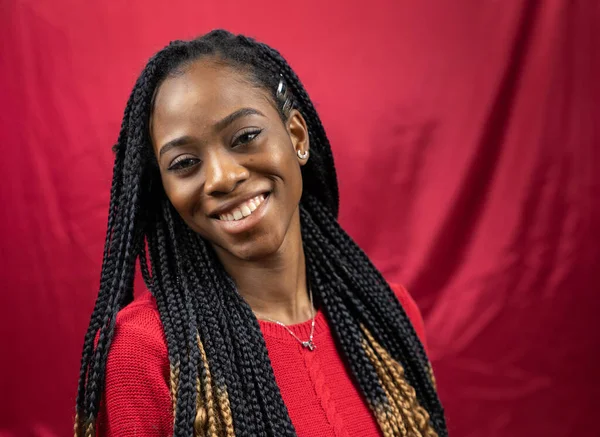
top-left (75, 29), bottom-right (447, 437)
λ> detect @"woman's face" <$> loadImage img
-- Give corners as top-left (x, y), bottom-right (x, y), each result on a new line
top-left (150, 59), bottom-right (309, 261)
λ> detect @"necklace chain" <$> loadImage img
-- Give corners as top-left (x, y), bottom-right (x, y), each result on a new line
top-left (255, 288), bottom-right (317, 351)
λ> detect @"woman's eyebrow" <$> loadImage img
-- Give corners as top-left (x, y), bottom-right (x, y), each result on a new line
top-left (213, 107), bottom-right (265, 131)
top-left (159, 108), bottom-right (265, 158)
top-left (159, 136), bottom-right (195, 158)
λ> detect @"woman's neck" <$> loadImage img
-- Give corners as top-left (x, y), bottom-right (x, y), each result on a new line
top-left (214, 212), bottom-right (312, 325)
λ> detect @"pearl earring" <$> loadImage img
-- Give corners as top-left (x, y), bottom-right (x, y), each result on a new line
top-left (297, 150), bottom-right (309, 160)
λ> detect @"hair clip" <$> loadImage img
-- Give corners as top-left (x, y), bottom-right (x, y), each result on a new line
top-left (282, 98), bottom-right (293, 116)
top-left (277, 74), bottom-right (286, 97)
top-left (276, 74), bottom-right (293, 116)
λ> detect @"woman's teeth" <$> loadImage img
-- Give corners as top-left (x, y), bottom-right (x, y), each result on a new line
top-left (219, 194), bottom-right (266, 221)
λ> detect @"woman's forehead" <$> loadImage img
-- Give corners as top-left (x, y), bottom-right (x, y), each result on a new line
top-left (152, 60), bottom-right (274, 128)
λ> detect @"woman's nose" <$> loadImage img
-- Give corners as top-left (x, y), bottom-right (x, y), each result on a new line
top-left (203, 150), bottom-right (249, 196)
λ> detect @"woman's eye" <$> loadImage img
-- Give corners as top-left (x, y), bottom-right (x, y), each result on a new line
top-left (233, 129), bottom-right (262, 147)
top-left (167, 156), bottom-right (200, 173)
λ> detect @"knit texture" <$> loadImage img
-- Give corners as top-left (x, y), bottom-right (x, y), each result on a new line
top-left (96, 283), bottom-right (428, 436)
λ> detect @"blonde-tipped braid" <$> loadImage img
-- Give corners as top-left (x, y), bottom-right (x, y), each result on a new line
top-left (170, 362), bottom-right (180, 420)
top-left (73, 409), bottom-right (95, 437)
top-left (194, 334), bottom-right (235, 437)
top-left (366, 326), bottom-right (436, 436)
top-left (84, 419), bottom-right (95, 437)
top-left (361, 325), bottom-right (438, 437)
top-left (194, 373), bottom-right (207, 435)
top-left (73, 412), bottom-right (81, 437)
top-left (72, 410), bottom-right (94, 437)
top-left (428, 364), bottom-right (437, 390)
top-left (363, 340), bottom-right (408, 436)
top-left (195, 334), bottom-right (219, 435)
top-left (215, 386), bottom-right (235, 437)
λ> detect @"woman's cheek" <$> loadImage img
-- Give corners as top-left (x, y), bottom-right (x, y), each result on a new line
top-left (162, 178), bottom-right (197, 220)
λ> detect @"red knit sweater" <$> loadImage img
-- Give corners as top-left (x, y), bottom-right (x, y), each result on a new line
top-left (96, 283), bottom-right (427, 436)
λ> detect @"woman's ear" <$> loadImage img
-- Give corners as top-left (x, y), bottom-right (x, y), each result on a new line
top-left (287, 109), bottom-right (310, 166)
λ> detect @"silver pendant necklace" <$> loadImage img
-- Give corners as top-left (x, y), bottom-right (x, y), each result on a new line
top-left (255, 288), bottom-right (317, 351)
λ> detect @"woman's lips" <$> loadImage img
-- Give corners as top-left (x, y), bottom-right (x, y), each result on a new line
top-left (213, 193), bottom-right (271, 234)
top-left (218, 194), bottom-right (266, 221)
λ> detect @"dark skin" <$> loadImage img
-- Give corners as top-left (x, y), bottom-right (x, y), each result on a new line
top-left (150, 58), bottom-right (313, 325)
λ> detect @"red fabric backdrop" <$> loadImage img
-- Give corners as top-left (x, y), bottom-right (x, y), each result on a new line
top-left (1, 1), bottom-right (599, 436)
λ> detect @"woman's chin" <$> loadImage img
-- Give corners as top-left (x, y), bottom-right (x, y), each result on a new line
top-left (214, 232), bottom-right (285, 263)
top-left (230, 238), bottom-right (283, 261)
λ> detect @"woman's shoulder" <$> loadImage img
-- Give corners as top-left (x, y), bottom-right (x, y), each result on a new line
top-left (388, 282), bottom-right (429, 351)
top-left (108, 291), bottom-right (168, 363)
top-left (98, 291), bottom-right (172, 436)
top-left (388, 283), bottom-right (418, 318)
top-left (115, 291), bottom-right (161, 324)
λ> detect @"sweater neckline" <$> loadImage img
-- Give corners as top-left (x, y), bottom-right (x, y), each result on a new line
top-left (257, 309), bottom-right (328, 341)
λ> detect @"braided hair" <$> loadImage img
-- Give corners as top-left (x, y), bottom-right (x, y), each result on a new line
top-left (74, 29), bottom-right (447, 437)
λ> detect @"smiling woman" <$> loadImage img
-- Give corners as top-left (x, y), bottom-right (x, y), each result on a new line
top-left (74, 30), bottom-right (447, 437)
top-left (151, 61), bottom-right (307, 262)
